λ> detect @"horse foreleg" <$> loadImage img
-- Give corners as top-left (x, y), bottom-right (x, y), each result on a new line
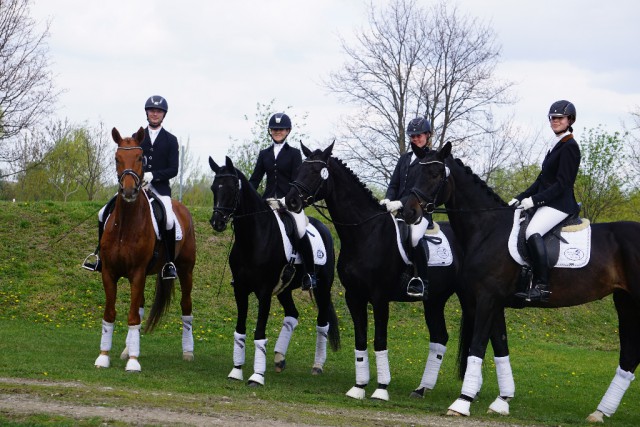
top-left (312, 323), bottom-right (330, 375)
top-left (178, 266), bottom-right (194, 361)
top-left (247, 291), bottom-right (273, 387)
top-left (95, 320), bottom-right (114, 368)
top-left (120, 306), bottom-right (144, 360)
top-left (96, 274), bottom-right (117, 368)
top-left (345, 290), bottom-right (369, 399)
top-left (412, 299), bottom-right (449, 397)
top-left (487, 311), bottom-right (514, 415)
top-left (274, 291), bottom-right (299, 373)
top-left (123, 273), bottom-right (145, 372)
top-left (229, 285), bottom-right (249, 381)
top-left (369, 300), bottom-right (391, 401)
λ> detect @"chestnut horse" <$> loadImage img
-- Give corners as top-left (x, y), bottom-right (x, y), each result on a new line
top-left (94, 127), bottom-right (196, 372)
top-left (403, 141), bottom-right (640, 421)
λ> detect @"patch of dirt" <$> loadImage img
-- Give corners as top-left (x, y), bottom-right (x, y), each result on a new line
top-left (0, 377), bottom-right (534, 426)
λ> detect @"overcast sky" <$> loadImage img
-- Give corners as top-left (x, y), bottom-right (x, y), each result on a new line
top-left (31, 0), bottom-right (640, 173)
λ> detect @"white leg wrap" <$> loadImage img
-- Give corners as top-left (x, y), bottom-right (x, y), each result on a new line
top-left (420, 342), bottom-right (447, 390)
top-left (274, 316), bottom-right (298, 355)
top-left (139, 307), bottom-right (144, 321)
top-left (181, 315), bottom-right (194, 353)
top-left (100, 320), bottom-right (114, 352)
top-left (495, 355), bottom-right (515, 397)
top-left (233, 331), bottom-right (246, 366)
top-left (253, 338), bottom-right (268, 375)
top-left (596, 366), bottom-right (635, 417)
top-left (460, 356), bottom-right (483, 398)
top-left (127, 324), bottom-right (141, 358)
top-left (374, 350), bottom-right (391, 386)
top-left (314, 323), bottom-right (329, 367)
top-left (355, 349), bottom-right (370, 385)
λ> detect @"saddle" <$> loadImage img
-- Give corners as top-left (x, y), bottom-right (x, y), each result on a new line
top-left (266, 198), bottom-right (300, 252)
top-left (145, 189), bottom-right (168, 233)
top-left (515, 209), bottom-right (584, 267)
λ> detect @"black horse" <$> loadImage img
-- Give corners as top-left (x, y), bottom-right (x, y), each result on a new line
top-left (284, 142), bottom-right (505, 402)
top-left (209, 156), bottom-right (340, 386)
top-left (403, 141), bottom-right (640, 421)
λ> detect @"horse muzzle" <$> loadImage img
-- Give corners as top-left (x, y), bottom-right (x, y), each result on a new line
top-left (284, 191), bottom-right (303, 214)
top-left (210, 214), bottom-right (228, 232)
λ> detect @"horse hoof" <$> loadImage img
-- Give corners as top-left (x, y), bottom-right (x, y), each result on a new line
top-left (120, 346), bottom-right (129, 360)
top-left (346, 386), bottom-right (366, 400)
top-left (447, 398), bottom-right (471, 416)
top-left (94, 354), bottom-right (110, 368)
top-left (274, 353), bottom-right (286, 373)
top-left (586, 410), bottom-right (605, 423)
top-left (371, 388), bottom-right (389, 401)
top-left (410, 387), bottom-right (426, 398)
top-left (247, 373), bottom-right (265, 386)
top-left (228, 368), bottom-right (243, 381)
top-left (487, 396), bottom-right (510, 415)
top-left (182, 351), bottom-right (194, 362)
top-left (311, 366), bottom-right (323, 375)
top-left (125, 358), bottom-right (141, 372)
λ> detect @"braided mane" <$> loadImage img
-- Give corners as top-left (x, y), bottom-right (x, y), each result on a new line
top-left (452, 157), bottom-right (507, 207)
top-left (329, 156), bottom-right (386, 210)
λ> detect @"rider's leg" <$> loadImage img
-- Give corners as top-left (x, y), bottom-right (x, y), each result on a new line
top-left (407, 216), bottom-right (430, 298)
top-left (290, 206), bottom-right (316, 290)
top-left (159, 195), bottom-right (177, 280)
top-left (83, 200), bottom-right (112, 272)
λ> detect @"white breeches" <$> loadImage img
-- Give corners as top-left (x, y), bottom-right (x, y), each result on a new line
top-left (526, 206), bottom-right (568, 239)
top-left (99, 191), bottom-right (175, 230)
top-left (279, 197), bottom-right (307, 238)
top-left (411, 217), bottom-right (430, 247)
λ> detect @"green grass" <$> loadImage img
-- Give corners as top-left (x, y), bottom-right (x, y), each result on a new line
top-left (0, 201), bottom-right (638, 426)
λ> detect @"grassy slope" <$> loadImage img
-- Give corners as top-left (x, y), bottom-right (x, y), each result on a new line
top-left (0, 200), bottom-right (637, 426)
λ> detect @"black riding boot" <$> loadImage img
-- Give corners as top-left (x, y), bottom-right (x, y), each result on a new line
top-left (407, 239), bottom-right (429, 299)
top-left (515, 233), bottom-right (550, 302)
top-left (299, 233), bottom-right (317, 291)
top-left (161, 226), bottom-right (178, 280)
top-left (82, 220), bottom-right (104, 272)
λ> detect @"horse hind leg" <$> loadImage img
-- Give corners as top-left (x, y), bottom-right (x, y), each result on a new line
top-left (177, 256), bottom-right (195, 361)
top-left (274, 316), bottom-right (299, 373)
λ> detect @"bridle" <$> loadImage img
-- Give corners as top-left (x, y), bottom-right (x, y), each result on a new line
top-left (410, 159), bottom-right (449, 215)
top-left (289, 159), bottom-right (329, 207)
top-left (117, 146), bottom-right (144, 193)
top-left (212, 170), bottom-right (241, 225)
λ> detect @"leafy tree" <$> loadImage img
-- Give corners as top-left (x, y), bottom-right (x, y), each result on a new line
top-left (0, 0), bottom-right (59, 167)
top-left (575, 126), bottom-right (628, 223)
top-left (326, 0), bottom-right (514, 188)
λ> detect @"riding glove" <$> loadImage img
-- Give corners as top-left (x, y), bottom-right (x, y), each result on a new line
top-left (143, 172), bottom-right (153, 184)
top-left (379, 199), bottom-right (390, 207)
top-left (508, 198), bottom-right (520, 207)
top-left (386, 200), bottom-right (403, 212)
top-left (521, 197), bottom-right (534, 210)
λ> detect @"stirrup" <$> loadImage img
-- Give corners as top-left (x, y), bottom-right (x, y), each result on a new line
top-left (515, 284), bottom-right (550, 302)
top-left (406, 277), bottom-right (425, 298)
top-left (82, 253), bottom-right (101, 272)
top-left (301, 273), bottom-right (317, 291)
top-left (161, 262), bottom-right (177, 280)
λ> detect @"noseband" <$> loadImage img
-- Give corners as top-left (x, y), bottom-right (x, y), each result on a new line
top-left (212, 172), bottom-right (241, 225)
top-left (290, 159), bottom-right (329, 206)
top-left (117, 146), bottom-right (144, 192)
top-left (410, 160), bottom-right (449, 215)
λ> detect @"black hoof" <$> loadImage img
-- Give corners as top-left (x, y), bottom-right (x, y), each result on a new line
top-left (410, 387), bottom-right (426, 398)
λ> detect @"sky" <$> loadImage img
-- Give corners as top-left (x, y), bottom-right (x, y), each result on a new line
top-left (30, 0), bottom-right (640, 174)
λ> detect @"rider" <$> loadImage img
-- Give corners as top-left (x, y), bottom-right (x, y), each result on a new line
top-left (509, 100), bottom-right (581, 302)
top-left (248, 112), bottom-right (316, 291)
top-left (83, 95), bottom-right (180, 281)
top-left (380, 116), bottom-right (433, 298)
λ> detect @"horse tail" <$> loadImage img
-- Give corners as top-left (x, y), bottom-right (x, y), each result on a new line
top-left (327, 301), bottom-right (341, 352)
top-left (145, 274), bottom-right (175, 333)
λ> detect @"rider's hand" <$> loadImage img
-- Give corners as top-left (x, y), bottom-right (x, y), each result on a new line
top-left (386, 200), bottom-right (403, 212)
top-left (143, 172), bottom-right (153, 184)
top-left (508, 198), bottom-right (520, 207)
top-left (379, 198), bottom-right (390, 207)
top-left (521, 197), bottom-right (534, 210)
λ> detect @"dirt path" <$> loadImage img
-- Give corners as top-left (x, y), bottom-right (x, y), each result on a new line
top-left (0, 377), bottom-right (534, 426)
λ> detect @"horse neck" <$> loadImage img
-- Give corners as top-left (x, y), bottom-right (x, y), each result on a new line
top-left (113, 192), bottom-right (152, 233)
top-left (324, 159), bottom-right (389, 237)
top-left (232, 177), bottom-right (273, 239)
top-left (445, 159), bottom-right (510, 249)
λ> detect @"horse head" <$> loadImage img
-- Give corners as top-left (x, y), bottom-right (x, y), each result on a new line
top-left (402, 141), bottom-right (452, 225)
top-left (285, 142), bottom-right (334, 213)
top-left (208, 155), bottom-right (240, 232)
top-left (113, 127), bottom-right (146, 202)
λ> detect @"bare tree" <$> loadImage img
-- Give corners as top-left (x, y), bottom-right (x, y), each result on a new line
top-left (326, 0), bottom-right (515, 188)
top-left (0, 0), bottom-right (59, 167)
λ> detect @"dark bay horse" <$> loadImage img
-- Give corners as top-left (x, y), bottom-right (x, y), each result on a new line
top-left (208, 156), bottom-right (340, 386)
top-left (284, 143), bottom-right (487, 402)
top-left (403, 141), bottom-right (640, 421)
top-left (94, 127), bottom-right (196, 372)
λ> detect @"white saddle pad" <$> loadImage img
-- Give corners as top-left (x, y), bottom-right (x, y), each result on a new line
top-left (105, 192), bottom-right (182, 241)
top-left (392, 216), bottom-right (454, 267)
top-left (273, 211), bottom-right (327, 266)
top-left (508, 209), bottom-right (590, 268)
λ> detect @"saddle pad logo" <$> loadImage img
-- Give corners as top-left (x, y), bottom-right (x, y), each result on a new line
top-left (315, 249), bottom-right (325, 260)
top-left (563, 247), bottom-right (585, 261)
top-left (435, 247), bottom-right (450, 260)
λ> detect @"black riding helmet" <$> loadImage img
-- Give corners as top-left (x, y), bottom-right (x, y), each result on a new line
top-left (145, 96), bottom-right (168, 114)
top-left (548, 100), bottom-right (576, 125)
top-left (268, 112), bottom-right (292, 130)
top-left (407, 117), bottom-right (431, 136)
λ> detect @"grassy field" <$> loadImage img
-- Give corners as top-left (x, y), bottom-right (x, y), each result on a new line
top-left (0, 200), bottom-right (638, 426)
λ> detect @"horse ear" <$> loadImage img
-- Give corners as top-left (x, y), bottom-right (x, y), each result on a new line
top-left (301, 142), bottom-right (312, 158)
top-left (112, 127), bottom-right (122, 144)
top-left (135, 127), bottom-right (145, 143)
top-left (323, 141), bottom-right (335, 158)
top-left (208, 156), bottom-right (220, 173)
top-left (225, 156), bottom-right (234, 169)
top-left (440, 141), bottom-right (452, 160)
